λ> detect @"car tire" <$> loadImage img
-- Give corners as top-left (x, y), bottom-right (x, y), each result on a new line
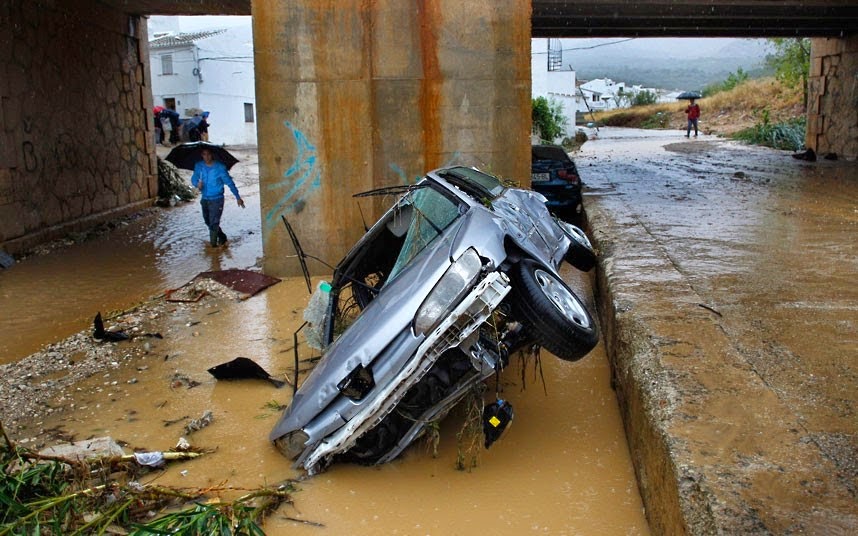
top-left (557, 220), bottom-right (596, 272)
top-left (510, 259), bottom-right (598, 361)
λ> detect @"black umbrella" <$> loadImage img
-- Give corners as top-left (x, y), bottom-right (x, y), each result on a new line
top-left (676, 91), bottom-right (703, 100)
top-left (165, 142), bottom-right (239, 171)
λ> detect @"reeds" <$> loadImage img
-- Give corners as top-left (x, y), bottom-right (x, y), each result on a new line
top-left (0, 421), bottom-right (294, 535)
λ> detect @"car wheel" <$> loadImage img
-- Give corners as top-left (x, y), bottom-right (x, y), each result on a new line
top-left (510, 259), bottom-right (598, 361)
top-left (557, 219), bottom-right (596, 272)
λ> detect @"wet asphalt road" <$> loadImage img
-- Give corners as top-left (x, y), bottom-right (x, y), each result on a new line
top-left (577, 127), bottom-right (857, 534)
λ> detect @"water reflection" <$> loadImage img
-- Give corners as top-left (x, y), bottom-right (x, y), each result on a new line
top-left (0, 148), bottom-right (262, 363)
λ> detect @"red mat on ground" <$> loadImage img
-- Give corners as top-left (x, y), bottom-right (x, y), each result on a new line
top-left (197, 269), bottom-right (281, 297)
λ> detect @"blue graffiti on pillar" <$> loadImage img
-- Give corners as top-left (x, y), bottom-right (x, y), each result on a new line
top-left (265, 121), bottom-right (322, 233)
top-left (388, 163), bottom-right (421, 185)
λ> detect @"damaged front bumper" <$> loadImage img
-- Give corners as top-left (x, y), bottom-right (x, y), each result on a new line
top-left (294, 271), bottom-right (511, 474)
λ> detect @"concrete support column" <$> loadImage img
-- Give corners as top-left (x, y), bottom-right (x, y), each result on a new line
top-left (253, 0), bottom-right (531, 276)
top-left (807, 36), bottom-right (858, 160)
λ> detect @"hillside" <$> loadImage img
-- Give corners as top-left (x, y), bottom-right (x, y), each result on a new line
top-left (588, 77), bottom-right (804, 137)
top-left (560, 37), bottom-right (771, 89)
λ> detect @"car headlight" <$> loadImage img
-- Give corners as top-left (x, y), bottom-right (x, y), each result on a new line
top-left (273, 430), bottom-right (310, 460)
top-left (414, 248), bottom-right (482, 335)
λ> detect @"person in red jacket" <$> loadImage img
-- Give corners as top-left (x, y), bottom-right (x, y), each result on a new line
top-left (685, 99), bottom-right (700, 138)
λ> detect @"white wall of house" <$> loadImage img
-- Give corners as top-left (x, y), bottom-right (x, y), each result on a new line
top-left (579, 78), bottom-right (626, 111)
top-left (531, 38), bottom-right (577, 139)
top-left (149, 24), bottom-right (257, 146)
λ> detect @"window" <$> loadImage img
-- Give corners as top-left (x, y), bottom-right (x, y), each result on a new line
top-left (161, 54), bottom-right (173, 75)
top-left (244, 102), bottom-right (254, 123)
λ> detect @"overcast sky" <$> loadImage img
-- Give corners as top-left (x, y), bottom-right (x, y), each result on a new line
top-left (148, 16), bottom-right (769, 64)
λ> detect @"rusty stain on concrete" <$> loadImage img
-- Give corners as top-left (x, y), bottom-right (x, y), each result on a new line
top-left (419, 0), bottom-right (442, 172)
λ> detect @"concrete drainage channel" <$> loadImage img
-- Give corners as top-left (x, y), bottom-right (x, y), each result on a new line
top-left (586, 199), bottom-right (719, 534)
top-left (582, 195), bottom-right (857, 534)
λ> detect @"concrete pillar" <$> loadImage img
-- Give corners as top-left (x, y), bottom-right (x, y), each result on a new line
top-left (807, 36), bottom-right (858, 160)
top-left (253, 0), bottom-right (531, 276)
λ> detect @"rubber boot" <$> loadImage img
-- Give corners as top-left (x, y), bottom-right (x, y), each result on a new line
top-left (209, 229), bottom-right (219, 247)
top-left (217, 229), bottom-right (228, 246)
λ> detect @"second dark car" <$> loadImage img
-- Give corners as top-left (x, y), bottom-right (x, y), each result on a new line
top-left (531, 144), bottom-right (583, 224)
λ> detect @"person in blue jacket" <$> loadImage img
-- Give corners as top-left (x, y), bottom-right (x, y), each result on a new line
top-left (191, 148), bottom-right (245, 247)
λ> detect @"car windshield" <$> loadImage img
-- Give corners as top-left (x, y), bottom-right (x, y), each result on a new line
top-left (387, 185), bottom-right (461, 281)
top-left (436, 166), bottom-right (505, 201)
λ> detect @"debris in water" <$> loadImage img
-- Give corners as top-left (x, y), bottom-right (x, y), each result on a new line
top-left (791, 148), bottom-right (816, 161)
top-left (170, 373), bottom-right (200, 390)
top-left (92, 312), bottom-right (130, 342)
top-left (184, 410), bottom-right (214, 435)
top-left (207, 357), bottom-right (286, 388)
top-left (482, 399), bottom-right (514, 449)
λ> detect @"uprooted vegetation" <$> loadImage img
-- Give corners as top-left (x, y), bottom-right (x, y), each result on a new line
top-left (591, 77), bottom-right (805, 140)
top-left (0, 422), bottom-right (299, 535)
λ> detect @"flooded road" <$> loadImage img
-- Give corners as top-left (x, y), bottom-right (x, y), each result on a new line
top-left (577, 128), bottom-right (857, 533)
top-left (2, 145), bottom-right (649, 534)
top-left (34, 272), bottom-right (648, 535)
top-left (0, 148), bottom-right (262, 364)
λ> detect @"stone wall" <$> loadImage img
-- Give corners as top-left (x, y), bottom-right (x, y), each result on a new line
top-left (808, 36), bottom-right (858, 161)
top-left (0, 1), bottom-right (156, 255)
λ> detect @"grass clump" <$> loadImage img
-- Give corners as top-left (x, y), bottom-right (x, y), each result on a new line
top-left (733, 111), bottom-right (806, 151)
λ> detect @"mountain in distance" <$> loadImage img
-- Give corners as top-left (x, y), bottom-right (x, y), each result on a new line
top-left (553, 37), bottom-right (773, 91)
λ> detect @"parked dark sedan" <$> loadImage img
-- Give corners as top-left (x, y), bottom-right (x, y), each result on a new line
top-left (531, 144), bottom-right (583, 224)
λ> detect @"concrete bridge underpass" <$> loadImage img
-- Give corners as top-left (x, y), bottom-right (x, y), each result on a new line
top-left (1, 2), bottom-right (857, 534)
top-left (1, 0), bottom-right (855, 274)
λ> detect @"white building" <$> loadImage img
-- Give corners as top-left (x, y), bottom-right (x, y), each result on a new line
top-left (576, 78), bottom-right (628, 112)
top-left (531, 38), bottom-right (577, 140)
top-left (149, 24), bottom-right (257, 146)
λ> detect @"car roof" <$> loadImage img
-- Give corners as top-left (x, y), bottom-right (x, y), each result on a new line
top-left (531, 144), bottom-right (572, 162)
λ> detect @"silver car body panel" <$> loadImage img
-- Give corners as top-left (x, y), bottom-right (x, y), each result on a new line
top-left (270, 166), bottom-right (576, 473)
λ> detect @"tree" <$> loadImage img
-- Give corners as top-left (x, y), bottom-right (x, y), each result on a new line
top-left (632, 90), bottom-right (657, 107)
top-left (766, 38), bottom-right (810, 104)
top-left (532, 96), bottom-right (567, 142)
top-left (703, 68), bottom-right (751, 96)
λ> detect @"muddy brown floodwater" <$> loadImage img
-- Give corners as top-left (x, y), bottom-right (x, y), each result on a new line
top-left (1, 146), bottom-right (649, 534)
top-left (0, 147), bottom-right (263, 365)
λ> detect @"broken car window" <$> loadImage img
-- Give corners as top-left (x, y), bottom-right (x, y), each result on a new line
top-left (388, 186), bottom-right (462, 281)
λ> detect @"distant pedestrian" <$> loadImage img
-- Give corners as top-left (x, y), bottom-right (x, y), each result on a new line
top-left (153, 106), bottom-right (164, 144)
top-left (685, 99), bottom-right (700, 138)
top-left (160, 108), bottom-right (181, 145)
top-left (191, 148), bottom-right (245, 247)
top-left (187, 114), bottom-right (203, 142)
top-left (200, 111), bottom-right (210, 142)
top-left (159, 112), bottom-right (172, 146)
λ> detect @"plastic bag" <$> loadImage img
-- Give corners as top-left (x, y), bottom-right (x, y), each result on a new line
top-left (304, 281), bottom-right (332, 351)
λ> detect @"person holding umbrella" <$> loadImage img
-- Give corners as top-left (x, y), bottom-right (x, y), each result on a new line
top-left (190, 147), bottom-right (245, 247)
top-left (684, 98), bottom-right (701, 138)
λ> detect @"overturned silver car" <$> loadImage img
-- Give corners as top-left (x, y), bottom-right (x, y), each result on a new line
top-left (271, 166), bottom-right (598, 474)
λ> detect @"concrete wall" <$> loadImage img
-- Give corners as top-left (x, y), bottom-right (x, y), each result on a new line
top-left (808, 36), bottom-right (858, 161)
top-left (253, 0), bottom-right (532, 276)
top-left (0, 0), bottom-right (156, 255)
